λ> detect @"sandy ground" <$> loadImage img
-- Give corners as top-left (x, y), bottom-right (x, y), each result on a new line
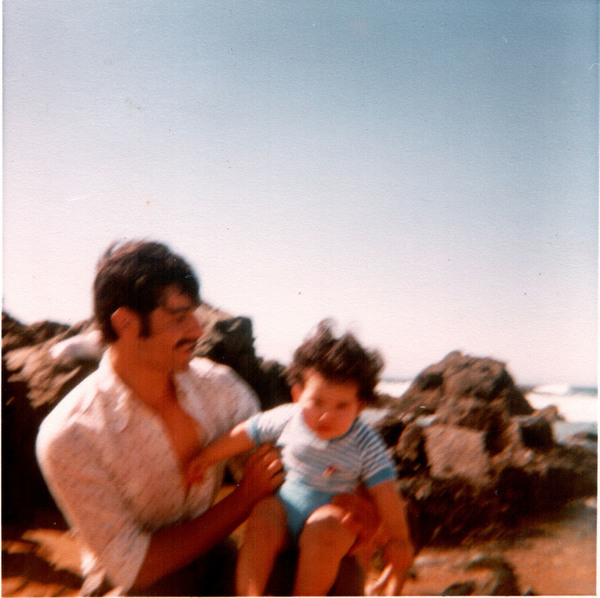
top-left (401, 497), bottom-right (597, 596)
top-left (2, 497), bottom-right (596, 596)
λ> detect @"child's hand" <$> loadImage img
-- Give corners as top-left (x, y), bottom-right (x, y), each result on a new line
top-left (186, 455), bottom-right (209, 486)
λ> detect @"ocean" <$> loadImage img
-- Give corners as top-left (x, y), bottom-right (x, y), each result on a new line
top-left (371, 379), bottom-right (598, 441)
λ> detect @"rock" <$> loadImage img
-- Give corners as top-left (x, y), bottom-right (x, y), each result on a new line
top-left (192, 305), bottom-right (291, 410)
top-left (395, 351), bottom-right (533, 418)
top-left (403, 476), bottom-right (498, 546)
top-left (194, 313), bottom-right (258, 381)
top-left (378, 351), bottom-right (597, 546)
top-left (464, 554), bottom-right (521, 595)
top-left (2, 313), bottom-right (74, 353)
top-left (435, 398), bottom-right (507, 455)
top-left (442, 580), bottom-right (476, 595)
top-left (436, 554), bottom-right (524, 596)
top-left (514, 414), bottom-right (554, 451)
top-left (394, 421), bottom-right (426, 476)
top-left (535, 405), bottom-right (563, 423)
top-left (565, 430), bottom-right (597, 453)
top-left (424, 424), bottom-right (489, 483)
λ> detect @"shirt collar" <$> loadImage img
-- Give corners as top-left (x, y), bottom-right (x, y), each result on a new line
top-left (95, 352), bottom-right (136, 432)
top-left (96, 350), bottom-right (190, 432)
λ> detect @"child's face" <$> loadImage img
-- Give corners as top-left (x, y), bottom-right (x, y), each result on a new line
top-left (292, 368), bottom-right (364, 440)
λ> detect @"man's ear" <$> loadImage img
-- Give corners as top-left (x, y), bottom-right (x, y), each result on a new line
top-left (110, 307), bottom-right (139, 339)
top-left (291, 383), bottom-right (303, 403)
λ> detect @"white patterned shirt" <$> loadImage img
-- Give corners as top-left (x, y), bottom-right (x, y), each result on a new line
top-left (36, 353), bottom-right (259, 592)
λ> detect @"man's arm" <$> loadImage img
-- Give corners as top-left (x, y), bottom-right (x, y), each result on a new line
top-left (187, 421), bottom-right (255, 485)
top-left (38, 425), bottom-right (282, 593)
top-left (134, 444), bottom-right (283, 589)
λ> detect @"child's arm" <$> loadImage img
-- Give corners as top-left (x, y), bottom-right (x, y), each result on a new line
top-left (368, 480), bottom-right (414, 595)
top-left (187, 421), bottom-right (256, 485)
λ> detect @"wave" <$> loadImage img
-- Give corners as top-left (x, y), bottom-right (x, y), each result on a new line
top-left (532, 383), bottom-right (573, 396)
top-left (526, 383), bottom-right (597, 423)
top-left (531, 383), bottom-right (597, 398)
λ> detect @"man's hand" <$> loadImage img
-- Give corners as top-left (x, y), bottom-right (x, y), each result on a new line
top-left (365, 539), bottom-right (414, 596)
top-left (330, 492), bottom-right (381, 562)
top-left (237, 444), bottom-right (284, 504)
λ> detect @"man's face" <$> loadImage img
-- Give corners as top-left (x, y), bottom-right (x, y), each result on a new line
top-left (134, 286), bottom-right (203, 373)
top-left (293, 368), bottom-right (363, 441)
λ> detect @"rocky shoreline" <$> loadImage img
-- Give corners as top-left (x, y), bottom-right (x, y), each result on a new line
top-left (2, 307), bottom-right (597, 595)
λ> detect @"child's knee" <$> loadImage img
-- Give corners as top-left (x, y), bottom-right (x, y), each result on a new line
top-left (299, 505), bottom-right (356, 555)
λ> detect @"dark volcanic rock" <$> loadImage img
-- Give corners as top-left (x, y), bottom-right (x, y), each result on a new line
top-left (441, 553), bottom-right (522, 596)
top-left (423, 424), bottom-right (489, 483)
top-left (395, 422), bottom-right (427, 476)
top-left (2, 315), bottom-right (99, 524)
top-left (396, 351), bottom-right (533, 418)
top-left (2, 313), bottom-right (75, 353)
top-left (377, 351), bottom-right (597, 546)
top-left (193, 305), bottom-right (291, 410)
top-left (463, 554), bottom-right (521, 596)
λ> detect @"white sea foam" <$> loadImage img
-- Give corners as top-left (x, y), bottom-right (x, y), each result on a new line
top-left (525, 385), bottom-right (598, 424)
top-left (531, 383), bottom-right (572, 396)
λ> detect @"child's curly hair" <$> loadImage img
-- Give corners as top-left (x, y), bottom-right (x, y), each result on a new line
top-left (284, 319), bottom-right (384, 404)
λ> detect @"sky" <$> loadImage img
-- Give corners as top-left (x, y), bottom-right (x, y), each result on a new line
top-left (3, 0), bottom-right (598, 386)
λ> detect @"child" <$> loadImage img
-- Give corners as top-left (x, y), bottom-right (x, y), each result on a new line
top-left (187, 320), bottom-right (413, 596)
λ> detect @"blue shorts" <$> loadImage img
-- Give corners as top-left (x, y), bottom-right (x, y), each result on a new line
top-left (277, 480), bottom-right (337, 539)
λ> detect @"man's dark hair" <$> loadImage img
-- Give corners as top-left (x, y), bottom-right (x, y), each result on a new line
top-left (93, 240), bottom-right (200, 342)
top-left (285, 319), bottom-right (384, 404)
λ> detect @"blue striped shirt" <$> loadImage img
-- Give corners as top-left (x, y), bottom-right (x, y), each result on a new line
top-left (247, 403), bottom-right (396, 495)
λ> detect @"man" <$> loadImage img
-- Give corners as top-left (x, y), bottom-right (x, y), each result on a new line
top-left (36, 240), bottom-right (374, 596)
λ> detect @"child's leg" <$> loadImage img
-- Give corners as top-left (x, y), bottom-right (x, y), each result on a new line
top-left (293, 504), bottom-right (358, 596)
top-left (236, 495), bottom-right (288, 596)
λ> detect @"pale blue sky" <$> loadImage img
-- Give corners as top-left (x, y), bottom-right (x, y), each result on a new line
top-left (3, 1), bottom-right (598, 385)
